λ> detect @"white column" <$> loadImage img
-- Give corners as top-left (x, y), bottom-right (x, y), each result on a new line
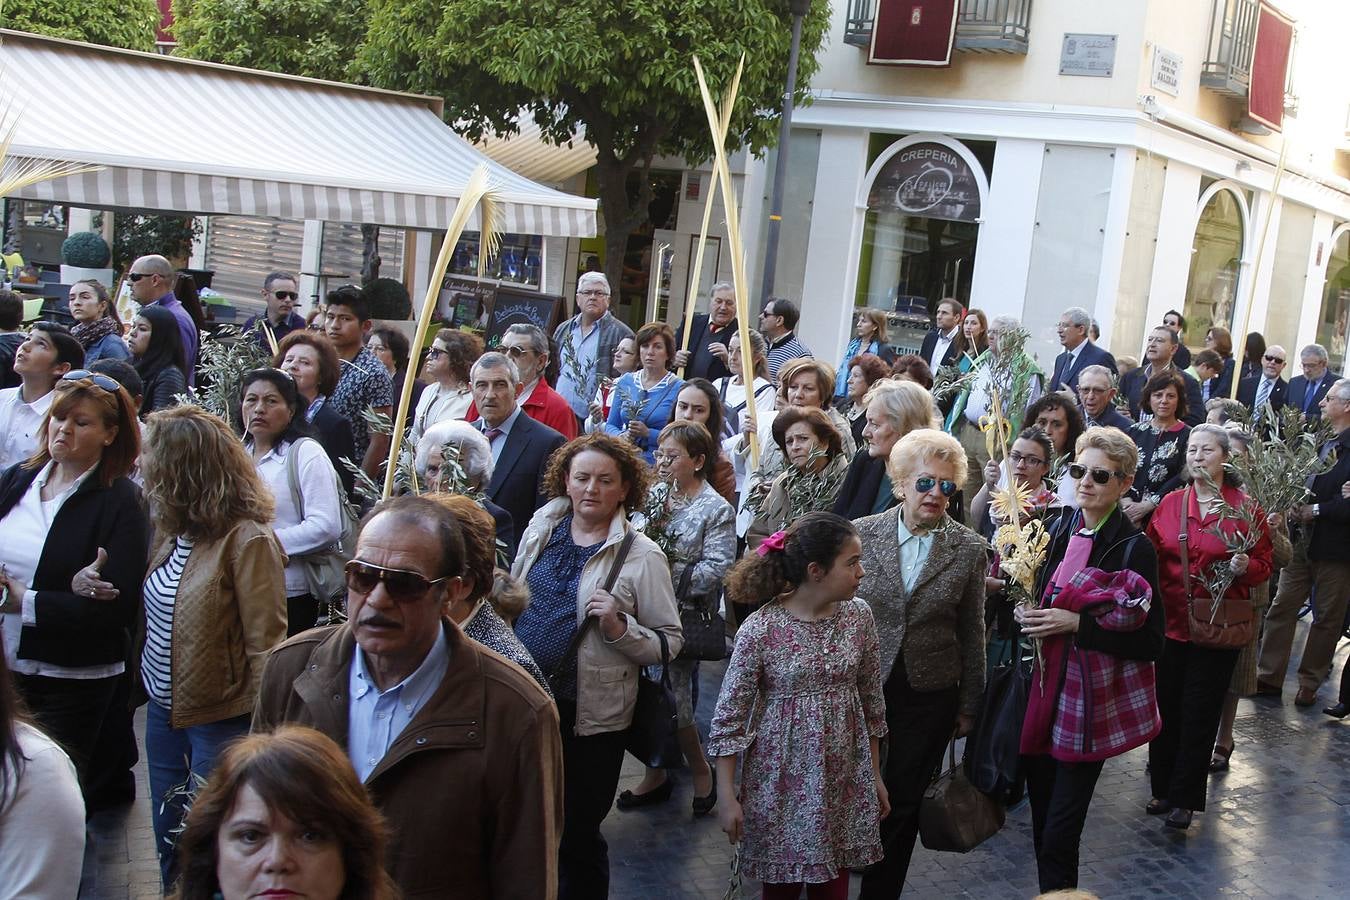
top-left (1240, 194), bottom-right (1282, 348)
top-left (299, 219), bottom-right (324, 314)
top-left (1297, 212), bottom-right (1337, 352)
top-left (1143, 161), bottom-right (1203, 355)
top-left (968, 138), bottom-right (1044, 320)
top-left (67, 208), bottom-right (93, 235)
top-left (1093, 148), bottom-right (1138, 350)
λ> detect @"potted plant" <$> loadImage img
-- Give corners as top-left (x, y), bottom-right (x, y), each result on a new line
top-left (59, 230), bottom-right (115, 287)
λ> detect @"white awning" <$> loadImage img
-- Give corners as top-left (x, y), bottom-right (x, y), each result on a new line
top-left (0, 30), bottom-right (596, 237)
top-left (473, 118), bottom-right (598, 186)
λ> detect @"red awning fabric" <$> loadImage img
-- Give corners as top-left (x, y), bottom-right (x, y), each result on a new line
top-left (1248, 1), bottom-right (1295, 132)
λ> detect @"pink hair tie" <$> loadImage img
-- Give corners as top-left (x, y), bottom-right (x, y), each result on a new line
top-left (756, 530), bottom-right (788, 556)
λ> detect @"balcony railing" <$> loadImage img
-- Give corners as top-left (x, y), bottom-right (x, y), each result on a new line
top-left (1201, 0), bottom-right (1298, 113)
top-left (844, 0), bottom-right (1032, 55)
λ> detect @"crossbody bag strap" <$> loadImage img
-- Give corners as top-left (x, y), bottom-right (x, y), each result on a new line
top-left (283, 437), bottom-right (310, 520)
top-left (548, 527), bottom-right (637, 684)
top-left (1178, 488), bottom-right (1193, 602)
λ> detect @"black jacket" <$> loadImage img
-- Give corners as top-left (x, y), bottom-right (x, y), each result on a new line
top-left (1236, 374), bottom-right (1288, 414)
top-left (484, 413), bottom-right (566, 554)
top-left (312, 400), bottom-right (358, 501)
top-left (1120, 365), bottom-right (1205, 427)
top-left (1305, 427), bottom-right (1350, 561)
top-left (675, 313), bottom-right (737, 382)
top-left (140, 364), bottom-right (186, 417)
top-left (1031, 505), bottom-right (1163, 662)
top-left (0, 463), bottom-right (149, 667)
top-left (1287, 374), bottom-right (1340, 419)
top-left (919, 328), bottom-right (964, 373)
top-left (1083, 404), bottom-right (1134, 431)
top-left (1048, 341), bottom-right (1117, 393)
top-left (831, 449), bottom-right (963, 524)
top-left (0, 332), bottom-right (22, 389)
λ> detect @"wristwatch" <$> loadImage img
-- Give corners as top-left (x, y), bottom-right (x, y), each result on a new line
top-left (1312, 503), bottom-right (1320, 519)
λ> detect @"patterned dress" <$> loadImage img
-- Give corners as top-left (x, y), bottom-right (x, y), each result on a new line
top-left (1128, 421), bottom-right (1190, 506)
top-left (707, 600), bottom-right (888, 884)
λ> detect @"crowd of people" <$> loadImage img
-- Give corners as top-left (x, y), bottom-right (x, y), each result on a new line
top-left (0, 262), bottom-right (1347, 900)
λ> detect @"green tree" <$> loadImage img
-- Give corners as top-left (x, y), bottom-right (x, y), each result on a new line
top-left (358, 0), bottom-right (829, 293)
top-left (171, 0), bottom-right (370, 83)
top-left (0, 0), bottom-right (160, 50)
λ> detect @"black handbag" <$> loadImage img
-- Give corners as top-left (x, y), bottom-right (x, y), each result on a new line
top-left (919, 741), bottom-right (1006, 853)
top-left (625, 630), bottom-right (683, 768)
top-left (675, 562), bottom-right (727, 662)
top-left (964, 640), bottom-right (1031, 805)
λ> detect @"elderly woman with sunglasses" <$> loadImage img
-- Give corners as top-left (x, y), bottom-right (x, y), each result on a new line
top-left (0, 371), bottom-right (148, 798)
top-left (237, 368), bottom-right (345, 637)
top-left (135, 406), bottom-right (287, 888)
top-left (852, 429), bottom-right (987, 899)
top-left (1015, 427), bottom-right (1164, 893)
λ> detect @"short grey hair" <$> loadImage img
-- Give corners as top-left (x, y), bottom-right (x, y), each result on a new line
top-left (990, 314), bottom-right (1021, 333)
top-left (1062, 307), bottom-right (1092, 328)
top-left (470, 351), bottom-right (520, 386)
top-left (864, 379), bottom-right (940, 434)
top-left (415, 419), bottom-right (494, 488)
top-left (503, 323), bottom-right (549, 359)
top-left (1301, 343), bottom-right (1329, 363)
top-left (710, 281), bottom-right (734, 297)
top-left (577, 272), bottom-right (610, 294)
top-left (1077, 364), bottom-right (1116, 386)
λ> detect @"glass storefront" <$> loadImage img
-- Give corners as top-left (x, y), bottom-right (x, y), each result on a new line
top-left (1316, 228), bottom-right (1350, 373)
top-left (1181, 187), bottom-right (1245, 347)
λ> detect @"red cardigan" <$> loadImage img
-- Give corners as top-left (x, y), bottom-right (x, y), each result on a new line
top-left (1146, 485), bottom-right (1274, 643)
top-left (466, 378), bottom-right (579, 440)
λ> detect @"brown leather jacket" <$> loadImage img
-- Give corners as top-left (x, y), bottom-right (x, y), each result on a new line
top-left (252, 619), bottom-right (563, 900)
top-left (135, 520), bottom-right (287, 728)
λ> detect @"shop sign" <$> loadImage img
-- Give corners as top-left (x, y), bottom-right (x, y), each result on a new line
top-left (1151, 46), bottom-right (1182, 97)
top-left (1059, 33), bottom-right (1117, 78)
top-left (867, 141), bottom-right (982, 223)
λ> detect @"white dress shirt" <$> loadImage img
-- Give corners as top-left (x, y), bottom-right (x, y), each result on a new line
top-left (0, 386), bottom-right (54, 471)
top-left (929, 327), bottom-right (960, 373)
top-left (480, 406), bottom-right (525, 467)
top-left (253, 438), bottom-right (344, 597)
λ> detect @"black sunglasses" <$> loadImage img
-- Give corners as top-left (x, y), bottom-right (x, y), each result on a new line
top-left (914, 476), bottom-right (959, 497)
top-left (59, 369), bottom-right (121, 392)
top-left (344, 560), bottom-right (451, 602)
top-left (1263, 354), bottom-right (1285, 363)
top-left (127, 272), bottom-right (154, 282)
top-left (272, 290), bottom-right (299, 301)
top-left (1068, 463), bottom-right (1124, 485)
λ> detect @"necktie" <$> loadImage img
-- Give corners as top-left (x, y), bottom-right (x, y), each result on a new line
top-left (1305, 379), bottom-right (1320, 413)
top-left (1255, 377), bottom-right (1272, 412)
top-left (484, 426), bottom-right (502, 442)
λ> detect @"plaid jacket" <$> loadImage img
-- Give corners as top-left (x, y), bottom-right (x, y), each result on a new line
top-left (1022, 566), bottom-right (1161, 762)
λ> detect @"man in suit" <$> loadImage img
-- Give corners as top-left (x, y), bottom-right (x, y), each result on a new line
top-left (1285, 343), bottom-right (1340, 420)
top-left (1076, 364), bottom-right (1133, 430)
top-left (1236, 343), bottom-right (1289, 421)
top-left (1257, 379), bottom-right (1350, 706)
top-left (919, 297), bottom-right (965, 374)
top-left (673, 281), bottom-right (737, 381)
top-left (553, 272), bottom-right (635, 427)
top-left (1050, 306), bottom-right (1117, 393)
top-left (1162, 310), bottom-right (1192, 370)
top-left (1119, 326), bottom-right (1205, 426)
top-left (470, 351), bottom-right (566, 555)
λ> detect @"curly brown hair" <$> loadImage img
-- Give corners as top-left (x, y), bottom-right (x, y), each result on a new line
top-left (1140, 370), bottom-right (1188, 420)
top-left (273, 330), bottom-right (341, 398)
top-left (724, 512), bottom-right (857, 607)
top-left (771, 406), bottom-right (843, 460)
top-left (890, 353), bottom-right (934, 390)
top-left (141, 406), bottom-right (274, 542)
top-left (171, 726), bottom-right (397, 900)
top-left (543, 432), bottom-right (651, 513)
top-left (433, 328), bottom-right (485, 383)
top-left (847, 352), bottom-right (891, 392)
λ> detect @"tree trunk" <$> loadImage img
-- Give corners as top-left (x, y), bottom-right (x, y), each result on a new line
top-left (592, 148), bottom-right (657, 324)
top-left (361, 224), bottom-right (381, 284)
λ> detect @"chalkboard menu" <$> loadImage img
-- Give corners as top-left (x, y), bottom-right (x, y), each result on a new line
top-left (483, 287), bottom-right (562, 349)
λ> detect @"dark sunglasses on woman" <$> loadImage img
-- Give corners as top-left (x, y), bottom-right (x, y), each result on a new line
top-left (1067, 463), bottom-right (1124, 485)
top-left (914, 476), bottom-right (959, 497)
top-left (59, 369), bottom-right (121, 392)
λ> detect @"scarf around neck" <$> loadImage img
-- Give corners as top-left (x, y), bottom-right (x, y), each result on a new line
top-left (71, 315), bottom-right (119, 350)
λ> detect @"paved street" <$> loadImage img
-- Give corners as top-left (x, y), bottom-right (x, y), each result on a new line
top-left (83, 619), bottom-right (1350, 899)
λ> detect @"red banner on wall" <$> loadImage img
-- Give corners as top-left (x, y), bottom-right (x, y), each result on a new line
top-left (1248, 1), bottom-right (1295, 132)
top-left (868, 0), bottom-right (960, 67)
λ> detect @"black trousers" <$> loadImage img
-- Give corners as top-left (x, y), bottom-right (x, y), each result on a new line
top-left (84, 670), bottom-right (139, 810)
top-left (858, 657), bottom-right (959, 899)
top-left (1149, 637), bottom-right (1238, 811)
top-left (1023, 754), bottom-right (1105, 892)
top-left (286, 592), bottom-right (320, 637)
top-left (556, 698), bottom-right (627, 900)
top-left (13, 671), bottom-right (121, 794)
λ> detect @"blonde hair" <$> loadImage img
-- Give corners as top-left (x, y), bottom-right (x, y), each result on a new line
top-left (863, 379), bottom-right (940, 434)
top-left (886, 428), bottom-right (968, 496)
top-left (141, 406), bottom-right (274, 542)
top-left (857, 308), bottom-right (890, 344)
top-left (1075, 425), bottom-right (1138, 477)
top-left (776, 357), bottom-right (836, 408)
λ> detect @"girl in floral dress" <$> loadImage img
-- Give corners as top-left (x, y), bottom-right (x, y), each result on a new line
top-left (708, 512), bottom-right (890, 899)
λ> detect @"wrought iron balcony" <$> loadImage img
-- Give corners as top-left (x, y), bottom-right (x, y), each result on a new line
top-left (1201, 0), bottom-right (1298, 113)
top-left (844, 0), bottom-right (1032, 55)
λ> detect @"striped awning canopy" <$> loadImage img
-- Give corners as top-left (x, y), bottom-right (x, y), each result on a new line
top-left (0, 30), bottom-right (597, 237)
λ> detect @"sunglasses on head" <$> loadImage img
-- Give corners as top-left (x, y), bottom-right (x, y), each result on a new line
top-left (1068, 463), bottom-right (1124, 485)
top-left (914, 476), bottom-right (959, 497)
top-left (59, 369), bottom-right (121, 392)
top-left (272, 290), bottom-right (299, 301)
top-left (344, 560), bottom-right (451, 601)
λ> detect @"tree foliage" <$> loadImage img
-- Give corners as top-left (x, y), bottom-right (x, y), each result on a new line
top-left (171, 0), bottom-right (370, 83)
top-left (0, 0), bottom-right (160, 51)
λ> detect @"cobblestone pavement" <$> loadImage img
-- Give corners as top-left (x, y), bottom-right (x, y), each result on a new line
top-left (84, 620), bottom-right (1350, 899)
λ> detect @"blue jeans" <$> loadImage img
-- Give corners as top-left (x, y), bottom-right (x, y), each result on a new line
top-left (144, 700), bottom-right (250, 886)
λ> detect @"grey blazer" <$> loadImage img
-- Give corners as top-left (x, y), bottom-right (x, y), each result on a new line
top-left (853, 507), bottom-right (987, 716)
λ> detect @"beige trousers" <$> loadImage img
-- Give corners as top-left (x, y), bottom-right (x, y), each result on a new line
top-left (1257, 547), bottom-right (1350, 691)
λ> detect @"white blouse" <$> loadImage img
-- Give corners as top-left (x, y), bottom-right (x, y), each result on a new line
top-left (0, 723), bottom-right (85, 899)
top-left (253, 438), bottom-right (344, 596)
top-left (410, 382), bottom-right (473, 447)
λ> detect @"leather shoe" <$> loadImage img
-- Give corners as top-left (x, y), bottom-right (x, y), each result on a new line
top-left (1324, 702), bottom-right (1350, 719)
top-left (1295, 687), bottom-right (1318, 707)
top-left (616, 777), bottom-right (673, 810)
top-left (691, 771), bottom-right (717, 817)
top-left (1254, 680), bottom-right (1283, 697)
top-left (1145, 798), bottom-right (1172, 815)
top-left (1164, 808), bottom-right (1194, 830)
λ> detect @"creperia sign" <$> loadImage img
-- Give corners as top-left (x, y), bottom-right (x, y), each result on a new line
top-left (867, 142), bottom-right (982, 223)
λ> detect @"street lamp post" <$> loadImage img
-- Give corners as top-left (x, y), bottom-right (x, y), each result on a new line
top-left (759, 0), bottom-right (810, 305)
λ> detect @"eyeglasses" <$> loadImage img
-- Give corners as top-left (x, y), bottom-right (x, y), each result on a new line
top-left (914, 476), bottom-right (959, 497)
top-left (1008, 450), bottom-right (1046, 468)
top-left (426, 347), bottom-right (446, 359)
top-left (503, 345), bottom-right (533, 358)
top-left (578, 289), bottom-right (609, 298)
top-left (127, 272), bottom-right (154, 283)
top-left (653, 451), bottom-right (687, 464)
top-left (759, 309), bottom-right (777, 319)
top-left (344, 560), bottom-right (451, 601)
top-left (1078, 386), bottom-right (1110, 395)
top-left (1263, 354), bottom-right (1286, 364)
top-left (272, 290), bottom-right (299, 301)
top-left (59, 369), bottom-right (121, 392)
top-left (1068, 463), bottom-right (1124, 485)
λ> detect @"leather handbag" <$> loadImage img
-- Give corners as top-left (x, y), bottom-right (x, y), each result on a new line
top-left (674, 561), bottom-right (727, 662)
top-left (964, 640), bottom-right (1031, 805)
top-left (919, 740), bottom-right (1005, 852)
top-left (1179, 488), bottom-right (1254, 649)
top-left (625, 630), bottom-right (683, 768)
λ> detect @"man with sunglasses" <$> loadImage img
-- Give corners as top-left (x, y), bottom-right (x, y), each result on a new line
top-left (254, 494), bottom-right (562, 897)
top-left (128, 255), bottom-right (198, 385)
top-left (468, 323), bottom-right (578, 439)
top-left (1236, 343), bottom-right (1289, 422)
top-left (242, 271), bottom-right (306, 350)
top-left (0, 323), bottom-right (83, 470)
top-left (759, 296), bottom-right (813, 383)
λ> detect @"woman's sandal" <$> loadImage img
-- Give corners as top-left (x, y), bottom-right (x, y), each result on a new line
top-left (1209, 742), bottom-right (1234, 773)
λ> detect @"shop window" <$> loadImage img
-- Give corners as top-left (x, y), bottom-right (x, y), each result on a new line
top-left (1263, 202), bottom-right (1315, 360)
top-left (1181, 187), bottom-right (1246, 348)
top-left (1316, 228), bottom-right (1350, 372)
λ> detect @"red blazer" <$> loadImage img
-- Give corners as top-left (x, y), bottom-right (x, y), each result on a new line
top-left (466, 379), bottom-right (579, 440)
top-left (1146, 485), bottom-right (1273, 643)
